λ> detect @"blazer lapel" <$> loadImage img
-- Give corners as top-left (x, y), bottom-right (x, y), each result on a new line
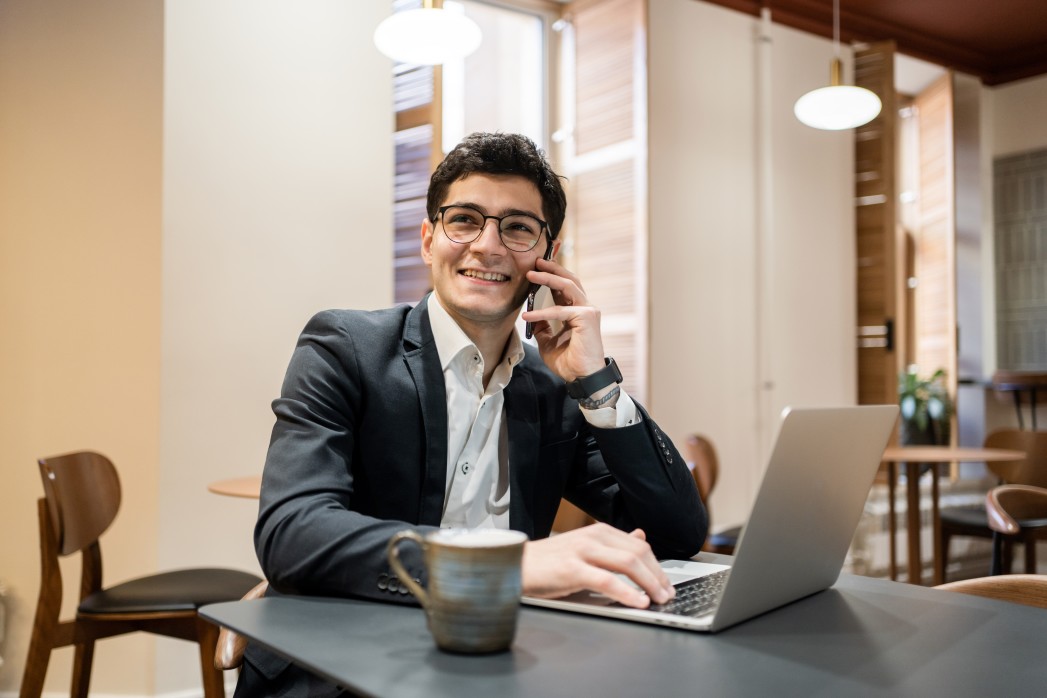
top-left (402, 298), bottom-right (449, 526)
top-left (504, 367), bottom-right (540, 538)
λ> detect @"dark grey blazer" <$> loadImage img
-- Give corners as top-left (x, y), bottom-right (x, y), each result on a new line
top-left (238, 298), bottom-right (707, 695)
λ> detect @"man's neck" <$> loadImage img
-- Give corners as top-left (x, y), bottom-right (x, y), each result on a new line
top-left (460, 322), bottom-right (514, 390)
top-left (428, 293), bottom-right (518, 390)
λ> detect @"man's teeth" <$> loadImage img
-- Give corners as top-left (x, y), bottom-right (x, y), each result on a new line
top-left (462, 270), bottom-right (508, 281)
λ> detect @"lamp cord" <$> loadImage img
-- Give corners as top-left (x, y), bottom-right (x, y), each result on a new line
top-left (833, 0), bottom-right (840, 58)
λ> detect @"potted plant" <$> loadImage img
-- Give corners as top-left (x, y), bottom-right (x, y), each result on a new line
top-left (898, 366), bottom-right (952, 446)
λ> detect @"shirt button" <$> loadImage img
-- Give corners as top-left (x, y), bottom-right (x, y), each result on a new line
top-left (461, 462), bottom-right (471, 474)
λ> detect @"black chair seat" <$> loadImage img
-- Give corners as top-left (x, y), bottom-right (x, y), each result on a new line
top-left (79, 568), bottom-right (261, 615)
top-left (940, 505), bottom-right (990, 532)
top-left (709, 526), bottom-right (742, 551)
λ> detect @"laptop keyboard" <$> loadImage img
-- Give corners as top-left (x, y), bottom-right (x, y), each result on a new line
top-left (649, 569), bottom-right (731, 617)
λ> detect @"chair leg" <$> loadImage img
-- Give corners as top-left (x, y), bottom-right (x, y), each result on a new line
top-left (937, 531), bottom-right (951, 584)
top-left (19, 584), bottom-right (63, 698)
top-left (71, 641), bottom-right (95, 698)
top-left (991, 533), bottom-right (1004, 576)
top-left (18, 629), bottom-right (54, 698)
top-left (1024, 536), bottom-right (1037, 574)
top-left (197, 616), bottom-right (226, 698)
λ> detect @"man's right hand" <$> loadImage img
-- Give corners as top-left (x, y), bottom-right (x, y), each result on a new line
top-left (520, 524), bottom-right (676, 608)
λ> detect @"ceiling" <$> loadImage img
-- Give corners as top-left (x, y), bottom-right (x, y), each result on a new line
top-left (702, 0), bottom-right (1047, 86)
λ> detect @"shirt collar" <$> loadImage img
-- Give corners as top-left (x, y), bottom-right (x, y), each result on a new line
top-left (427, 292), bottom-right (525, 372)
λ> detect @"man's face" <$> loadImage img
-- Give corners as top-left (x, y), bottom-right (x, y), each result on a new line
top-left (422, 173), bottom-right (556, 336)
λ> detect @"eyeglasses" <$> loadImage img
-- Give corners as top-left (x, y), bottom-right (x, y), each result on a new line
top-left (435, 204), bottom-right (549, 252)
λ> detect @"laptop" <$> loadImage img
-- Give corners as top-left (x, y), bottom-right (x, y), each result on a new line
top-left (524, 405), bottom-right (899, 632)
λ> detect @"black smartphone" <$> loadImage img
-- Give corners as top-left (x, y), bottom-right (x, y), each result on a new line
top-left (525, 242), bottom-right (555, 340)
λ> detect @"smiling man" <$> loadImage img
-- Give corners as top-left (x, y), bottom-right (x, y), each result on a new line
top-left (238, 132), bottom-right (707, 697)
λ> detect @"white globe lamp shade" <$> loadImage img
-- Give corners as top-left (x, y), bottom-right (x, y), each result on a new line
top-left (794, 85), bottom-right (882, 130)
top-left (374, 8), bottom-right (482, 65)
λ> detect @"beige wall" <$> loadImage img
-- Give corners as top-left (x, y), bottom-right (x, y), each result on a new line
top-left (990, 73), bottom-right (1047, 157)
top-left (649, 1), bottom-right (856, 530)
top-left (0, 0), bottom-right (392, 695)
top-left (0, 0), bottom-right (164, 693)
top-left (155, 1), bottom-right (392, 691)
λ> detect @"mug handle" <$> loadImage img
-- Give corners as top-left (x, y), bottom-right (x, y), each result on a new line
top-left (386, 530), bottom-right (429, 606)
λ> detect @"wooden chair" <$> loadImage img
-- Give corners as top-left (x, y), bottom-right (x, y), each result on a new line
top-left (985, 484), bottom-right (1047, 575)
top-left (21, 451), bottom-right (262, 698)
top-left (935, 574), bottom-right (1047, 610)
top-left (937, 429), bottom-right (1047, 583)
top-left (685, 434), bottom-right (742, 554)
top-left (214, 580), bottom-right (270, 671)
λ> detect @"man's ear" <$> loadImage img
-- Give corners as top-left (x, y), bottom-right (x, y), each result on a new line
top-left (420, 218), bottom-right (434, 267)
top-left (551, 238), bottom-right (562, 259)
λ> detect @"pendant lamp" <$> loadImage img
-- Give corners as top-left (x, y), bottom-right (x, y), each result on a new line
top-left (374, 0), bottom-right (482, 66)
top-left (793, 0), bottom-right (881, 130)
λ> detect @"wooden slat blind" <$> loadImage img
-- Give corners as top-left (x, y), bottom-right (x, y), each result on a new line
top-left (913, 75), bottom-right (956, 383)
top-left (392, 2), bottom-right (440, 304)
top-left (567, 0), bottom-right (647, 403)
top-left (574, 0), bottom-right (636, 154)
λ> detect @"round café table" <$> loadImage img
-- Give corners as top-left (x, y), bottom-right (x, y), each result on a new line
top-left (881, 446), bottom-right (1024, 586)
top-left (208, 475), bottom-right (262, 499)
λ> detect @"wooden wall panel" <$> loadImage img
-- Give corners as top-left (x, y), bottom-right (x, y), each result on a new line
top-left (854, 42), bottom-right (903, 407)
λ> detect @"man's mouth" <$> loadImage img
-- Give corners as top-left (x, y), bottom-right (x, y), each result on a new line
top-left (460, 269), bottom-right (510, 282)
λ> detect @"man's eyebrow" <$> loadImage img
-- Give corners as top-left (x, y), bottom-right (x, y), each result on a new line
top-left (448, 201), bottom-right (543, 219)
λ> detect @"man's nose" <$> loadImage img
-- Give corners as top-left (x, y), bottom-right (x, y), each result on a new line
top-left (470, 219), bottom-right (505, 253)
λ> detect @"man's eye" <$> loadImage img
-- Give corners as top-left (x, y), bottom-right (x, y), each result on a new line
top-left (450, 215), bottom-right (480, 226)
top-left (504, 220), bottom-right (538, 234)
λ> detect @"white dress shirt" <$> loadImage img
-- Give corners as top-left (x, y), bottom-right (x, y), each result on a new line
top-left (427, 293), bottom-right (639, 530)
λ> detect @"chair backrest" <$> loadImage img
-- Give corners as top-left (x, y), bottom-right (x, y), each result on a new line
top-left (685, 434), bottom-right (718, 502)
top-left (986, 484), bottom-right (1047, 536)
top-left (983, 429), bottom-right (1047, 487)
top-left (935, 574), bottom-right (1047, 610)
top-left (38, 451), bottom-right (121, 556)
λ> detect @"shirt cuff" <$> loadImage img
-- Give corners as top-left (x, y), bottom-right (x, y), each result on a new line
top-left (580, 388), bottom-right (640, 428)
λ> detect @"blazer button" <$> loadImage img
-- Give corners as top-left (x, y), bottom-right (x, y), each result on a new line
top-left (387, 577), bottom-right (400, 594)
top-left (377, 573), bottom-right (389, 591)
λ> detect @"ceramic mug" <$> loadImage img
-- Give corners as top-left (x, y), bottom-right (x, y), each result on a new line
top-left (386, 528), bottom-right (528, 653)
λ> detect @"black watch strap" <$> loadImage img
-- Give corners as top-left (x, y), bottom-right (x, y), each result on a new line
top-left (566, 357), bottom-right (623, 399)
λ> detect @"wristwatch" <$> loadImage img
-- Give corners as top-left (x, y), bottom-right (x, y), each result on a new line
top-left (566, 357), bottom-right (623, 399)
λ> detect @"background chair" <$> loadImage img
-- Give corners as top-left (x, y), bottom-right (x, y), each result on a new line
top-left (986, 484), bottom-right (1047, 576)
top-left (935, 574), bottom-right (1047, 610)
top-left (685, 434), bottom-right (742, 555)
top-left (214, 580), bottom-right (269, 671)
top-left (21, 451), bottom-right (262, 698)
top-left (937, 429), bottom-right (1047, 583)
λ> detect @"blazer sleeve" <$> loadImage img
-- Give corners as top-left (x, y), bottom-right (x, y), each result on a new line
top-left (561, 403), bottom-right (709, 560)
top-left (253, 310), bottom-right (436, 605)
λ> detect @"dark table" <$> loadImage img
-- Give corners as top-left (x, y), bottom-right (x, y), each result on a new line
top-left (201, 556), bottom-right (1047, 697)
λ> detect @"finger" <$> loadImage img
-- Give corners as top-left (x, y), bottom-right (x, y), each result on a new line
top-left (582, 541), bottom-right (674, 604)
top-left (587, 570), bottom-right (653, 609)
top-left (526, 267), bottom-right (586, 305)
top-left (522, 303), bottom-right (599, 331)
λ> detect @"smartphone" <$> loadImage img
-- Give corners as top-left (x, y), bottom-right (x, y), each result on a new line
top-left (525, 242), bottom-right (555, 339)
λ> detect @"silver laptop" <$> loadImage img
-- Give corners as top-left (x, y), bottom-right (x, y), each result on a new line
top-left (524, 405), bottom-right (899, 632)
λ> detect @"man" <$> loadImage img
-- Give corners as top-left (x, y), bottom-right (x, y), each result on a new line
top-left (237, 132), bottom-right (706, 696)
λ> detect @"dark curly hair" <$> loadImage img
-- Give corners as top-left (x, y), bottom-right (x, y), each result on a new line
top-left (426, 132), bottom-right (567, 238)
